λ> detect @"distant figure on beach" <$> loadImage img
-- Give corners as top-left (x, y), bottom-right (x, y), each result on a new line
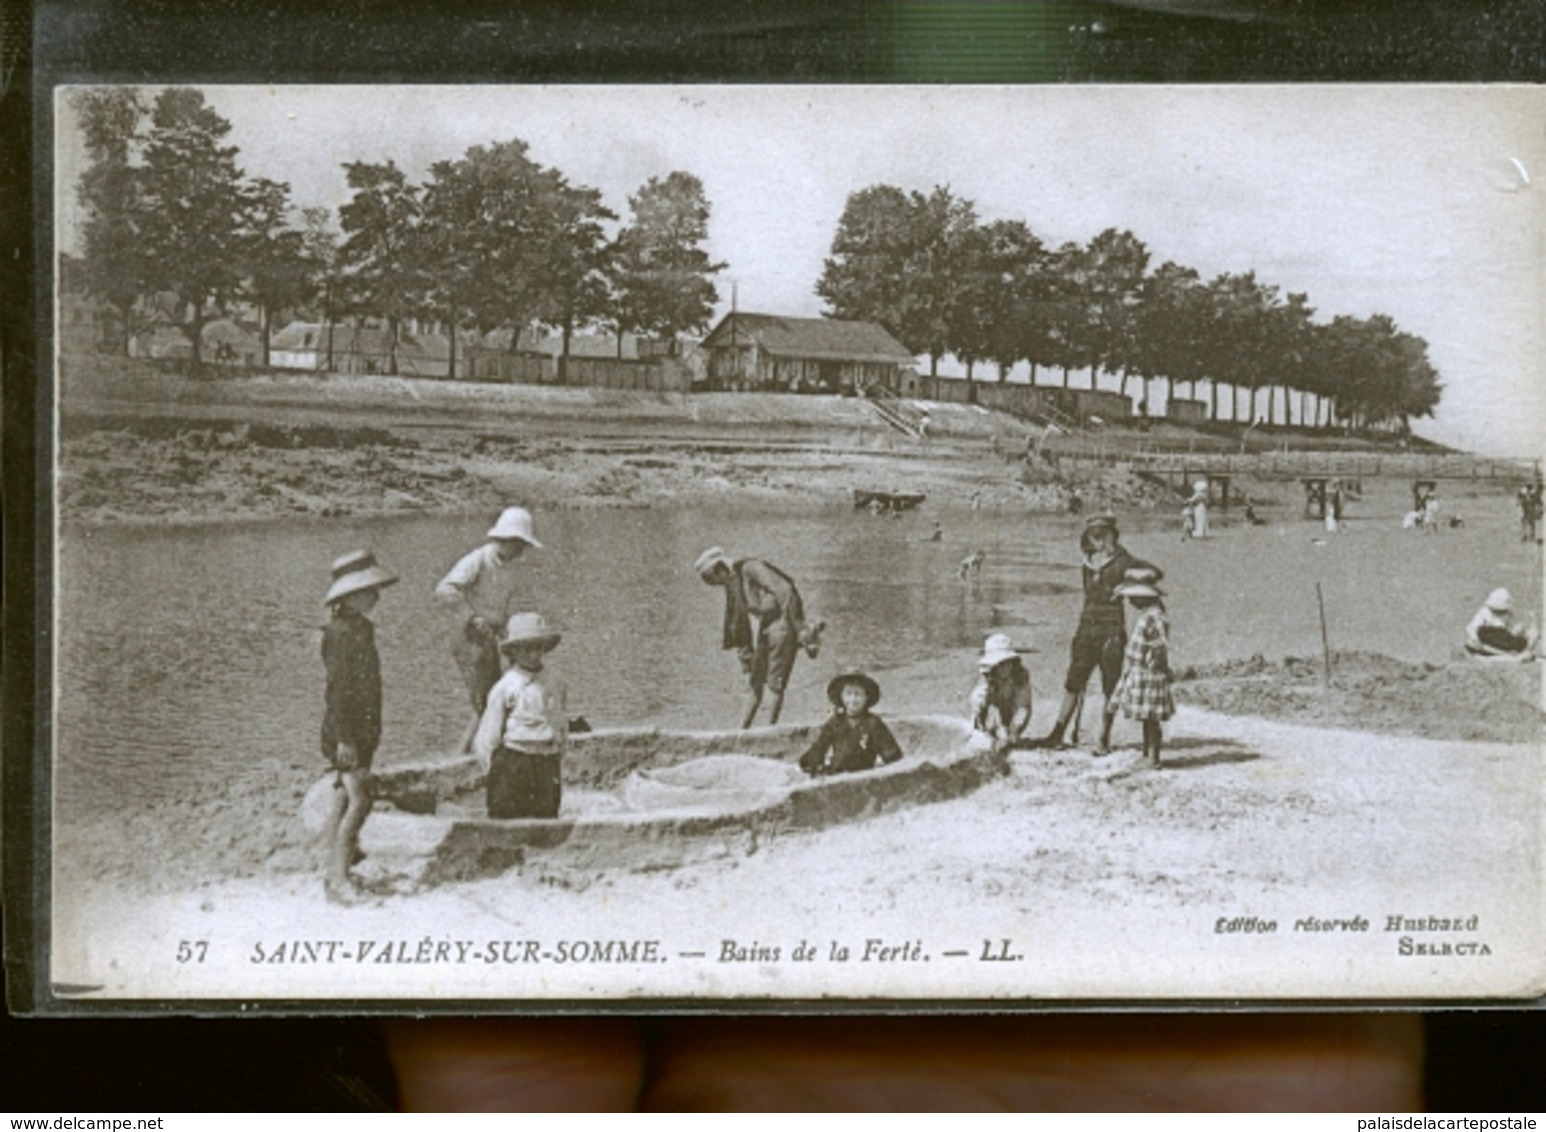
top-left (799, 670), bottom-right (903, 778)
top-left (435, 506), bottom-right (543, 754)
top-left (1325, 480), bottom-right (1345, 533)
top-left (1111, 567), bottom-right (1174, 767)
top-left (1244, 503), bottom-right (1266, 526)
top-left (1180, 499), bottom-right (1196, 541)
top-left (695, 547), bottom-right (824, 729)
top-left (1186, 481), bottom-right (1209, 539)
top-left (1034, 512), bottom-right (1159, 754)
top-left (472, 612), bottom-right (568, 818)
top-left (927, 521), bottom-right (943, 542)
top-left (1465, 588), bottom-right (1538, 659)
top-left (1518, 484), bottom-right (1541, 542)
top-left (318, 549), bottom-right (398, 904)
top-left (969, 633), bottom-right (1033, 752)
top-left (959, 550), bottom-right (986, 580)
top-left (1420, 490), bottom-right (1440, 534)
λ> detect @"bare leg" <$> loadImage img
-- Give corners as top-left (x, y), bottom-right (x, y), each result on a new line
top-left (765, 688), bottom-right (786, 726)
top-left (318, 774), bottom-right (347, 864)
top-left (327, 770), bottom-right (370, 900)
top-left (740, 686), bottom-right (765, 730)
top-left (1037, 690), bottom-right (1081, 747)
top-left (1094, 704), bottom-right (1116, 755)
top-left (457, 714), bottom-right (480, 756)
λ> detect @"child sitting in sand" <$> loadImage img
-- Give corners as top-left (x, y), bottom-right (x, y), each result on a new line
top-left (1110, 566), bottom-right (1175, 766)
top-left (799, 670), bottom-right (903, 777)
top-left (969, 633), bottom-right (1033, 751)
top-left (473, 612), bottom-right (569, 818)
top-left (1465, 589), bottom-right (1538, 659)
top-left (319, 549), bottom-right (398, 904)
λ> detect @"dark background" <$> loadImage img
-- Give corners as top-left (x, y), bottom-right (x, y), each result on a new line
top-left (5, 0), bottom-right (1543, 1111)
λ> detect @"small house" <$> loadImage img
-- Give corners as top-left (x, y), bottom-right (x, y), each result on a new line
top-left (698, 312), bottom-right (915, 394)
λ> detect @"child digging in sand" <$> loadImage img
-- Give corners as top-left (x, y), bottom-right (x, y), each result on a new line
top-left (799, 670), bottom-right (903, 777)
top-left (319, 549), bottom-right (398, 904)
top-left (969, 633), bottom-right (1034, 752)
top-left (1110, 566), bottom-right (1175, 767)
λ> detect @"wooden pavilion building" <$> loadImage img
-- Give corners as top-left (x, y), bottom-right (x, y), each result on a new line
top-left (699, 312), bottom-right (915, 394)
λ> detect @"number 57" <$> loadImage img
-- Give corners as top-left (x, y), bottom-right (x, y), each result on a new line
top-left (176, 940), bottom-right (208, 963)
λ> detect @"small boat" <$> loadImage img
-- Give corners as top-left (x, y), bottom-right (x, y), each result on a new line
top-left (363, 716), bottom-right (1004, 883)
top-left (853, 489), bottom-right (927, 512)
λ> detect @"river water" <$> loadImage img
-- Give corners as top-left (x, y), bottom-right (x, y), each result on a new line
top-left (54, 502), bottom-right (1087, 821)
top-left (55, 491), bottom-right (1539, 823)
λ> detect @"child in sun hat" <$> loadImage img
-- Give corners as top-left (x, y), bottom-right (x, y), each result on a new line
top-left (319, 548), bottom-right (398, 903)
top-left (435, 506), bottom-right (544, 754)
top-left (798, 670), bottom-right (903, 778)
top-left (473, 611), bottom-right (569, 819)
top-left (1110, 565), bottom-right (1174, 766)
top-left (1465, 588), bottom-right (1538, 658)
top-left (969, 632), bottom-right (1033, 751)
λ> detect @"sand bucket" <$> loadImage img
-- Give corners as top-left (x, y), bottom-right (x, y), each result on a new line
top-left (301, 773), bottom-right (345, 837)
top-left (623, 754), bottom-right (805, 813)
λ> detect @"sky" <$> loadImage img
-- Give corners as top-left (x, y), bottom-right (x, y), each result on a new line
top-left (55, 84), bottom-right (1545, 456)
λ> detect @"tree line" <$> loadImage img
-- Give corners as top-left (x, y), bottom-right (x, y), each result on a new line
top-left (817, 184), bottom-right (1443, 431)
top-left (68, 89), bottom-right (1444, 431)
top-left (67, 87), bottom-right (725, 374)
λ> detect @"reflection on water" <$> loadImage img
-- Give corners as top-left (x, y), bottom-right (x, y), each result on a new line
top-left (55, 503), bottom-right (1081, 819)
top-left (57, 492), bottom-right (1540, 820)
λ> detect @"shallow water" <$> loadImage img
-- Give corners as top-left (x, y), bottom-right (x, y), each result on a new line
top-left (55, 502), bottom-right (1079, 820)
top-left (55, 489), bottom-right (1540, 821)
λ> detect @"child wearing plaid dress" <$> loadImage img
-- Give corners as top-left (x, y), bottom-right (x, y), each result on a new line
top-left (1111, 566), bottom-right (1174, 766)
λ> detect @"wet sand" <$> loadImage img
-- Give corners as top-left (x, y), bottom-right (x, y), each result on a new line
top-left (47, 369), bottom-right (1545, 1001)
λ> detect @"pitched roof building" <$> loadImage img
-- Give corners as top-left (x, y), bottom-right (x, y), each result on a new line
top-left (698, 312), bottom-right (915, 393)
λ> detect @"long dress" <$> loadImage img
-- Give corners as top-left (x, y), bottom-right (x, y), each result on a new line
top-left (1190, 493), bottom-right (1209, 538)
top-left (1112, 605), bottom-right (1175, 721)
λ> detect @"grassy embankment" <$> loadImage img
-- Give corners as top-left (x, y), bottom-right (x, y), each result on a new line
top-left (57, 354), bottom-right (1485, 525)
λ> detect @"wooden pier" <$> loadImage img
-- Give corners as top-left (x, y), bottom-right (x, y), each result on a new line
top-left (1125, 451), bottom-right (1540, 503)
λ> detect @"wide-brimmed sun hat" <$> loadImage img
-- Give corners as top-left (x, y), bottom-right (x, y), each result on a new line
top-left (1486, 587), bottom-right (1514, 613)
top-left (827, 669), bottom-right (881, 709)
top-left (486, 506), bottom-right (542, 547)
top-left (978, 632), bottom-right (1023, 669)
top-left (693, 546), bottom-right (732, 577)
top-left (499, 611), bottom-right (562, 651)
top-left (323, 549), bottom-right (399, 605)
top-left (1113, 565), bottom-right (1166, 599)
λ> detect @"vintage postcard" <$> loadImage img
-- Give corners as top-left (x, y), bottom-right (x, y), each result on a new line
top-left (38, 84), bottom-right (1544, 1008)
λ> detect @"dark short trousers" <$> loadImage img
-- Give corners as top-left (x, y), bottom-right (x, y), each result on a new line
top-left (1477, 625), bottom-right (1530, 653)
top-left (487, 748), bottom-right (562, 819)
top-left (749, 618), bottom-right (800, 694)
top-left (1064, 630), bottom-right (1125, 697)
top-left (452, 622), bottom-right (503, 712)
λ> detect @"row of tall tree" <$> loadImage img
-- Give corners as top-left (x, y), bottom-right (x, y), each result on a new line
top-left (817, 184), bottom-right (1442, 430)
top-left (69, 87), bottom-right (725, 372)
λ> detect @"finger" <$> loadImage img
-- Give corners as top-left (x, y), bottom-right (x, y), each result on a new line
top-left (385, 1018), bottom-right (645, 1111)
top-left (641, 1014), bottom-right (1422, 1111)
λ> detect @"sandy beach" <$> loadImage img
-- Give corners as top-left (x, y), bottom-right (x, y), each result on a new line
top-left (49, 367), bottom-right (1546, 1003)
top-left (52, 702), bottom-right (1543, 1001)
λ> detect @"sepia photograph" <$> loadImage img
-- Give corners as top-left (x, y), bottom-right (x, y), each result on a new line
top-left (45, 83), bottom-right (1544, 1006)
